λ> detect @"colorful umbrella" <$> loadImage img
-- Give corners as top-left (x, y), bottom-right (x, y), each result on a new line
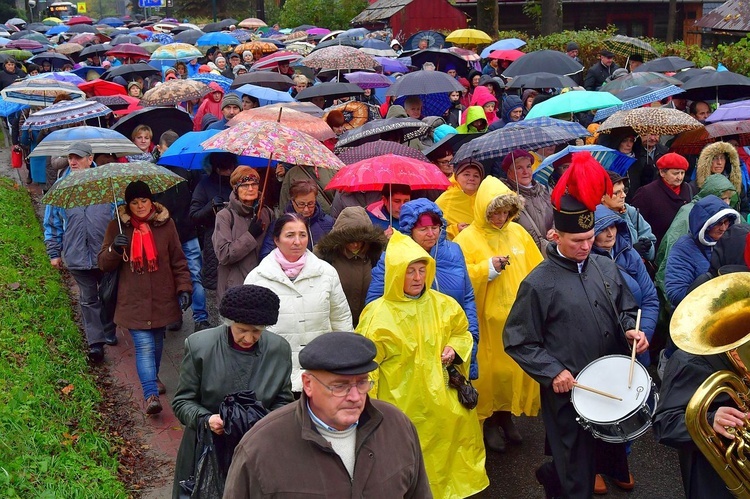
top-left (196, 32), bottom-right (237, 47)
top-left (201, 121), bottom-right (344, 169)
top-left (29, 126), bottom-right (141, 157)
top-left (705, 100), bottom-right (750, 123)
top-left (105, 43), bottom-right (151, 61)
top-left (669, 121), bottom-right (750, 154)
top-left (525, 90), bottom-right (622, 119)
top-left (597, 107), bottom-right (703, 136)
top-left (140, 79), bottom-right (210, 106)
top-left (238, 18), bottom-right (267, 29)
top-left (325, 154), bottom-right (450, 192)
top-left (190, 73), bottom-right (232, 92)
top-left (337, 140), bottom-right (428, 165)
top-left (43, 17), bottom-right (63, 25)
top-left (344, 72), bottom-right (393, 89)
top-left (445, 29), bottom-right (492, 46)
top-left (603, 35), bottom-right (660, 60)
top-left (228, 107), bottom-right (335, 141)
top-left (301, 45), bottom-right (376, 71)
top-left (480, 38), bottom-right (527, 58)
top-left (533, 145), bottom-right (637, 186)
top-left (335, 118), bottom-right (430, 149)
top-left (250, 51), bottom-right (303, 71)
top-left (78, 78), bottom-right (127, 96)
top-left (231, 72), bottom-right (294, 91)
top-left (593, 84), bottom-right (684, 122)
top-left (21, 99), bottom-right (111, 131)
top-left (1, 78), bottom-right (86, 106)
top-left (233, 41), bottom-right (278, 61)
top-left (386, 70), bottom-right (464, 97)
top-left (447, 46), bottom-right (482, 62)
top-left (158, 129), bottom-right (276, 170)
top-left (404, 30), bottom-right (446, 51)
top-left (149, 43), bottom-right (203, 65)
top-left (27, 71), bottom-right (83, 85)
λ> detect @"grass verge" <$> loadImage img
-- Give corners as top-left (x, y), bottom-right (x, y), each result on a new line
top-left (0, 177), bottom-right (127, 498)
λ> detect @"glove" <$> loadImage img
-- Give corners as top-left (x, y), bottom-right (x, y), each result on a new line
top-left (112, 233), bottom-right (128, 254)
top-left (248, 218), bottom-right (264, 238)
top-left (178, 291), bottom-right (192, 311)
top-left (212, 196), bottom-right (225, 211)
top-left (633, 238), bottom-right (653, 258)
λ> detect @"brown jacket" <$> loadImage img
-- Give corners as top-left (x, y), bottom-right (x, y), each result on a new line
top-left (223, 392), bottom-right (432, 498)
top-left (98, 203), bottom-right (192, 330)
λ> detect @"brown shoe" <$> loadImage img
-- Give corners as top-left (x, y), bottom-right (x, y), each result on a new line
top-left (613, 473), bottom-right (635, 491)
top-left (496, 411), bottom-right (523, 444)
top-left (156, 378), bottom-right (166, 395)
top-left (146, 395), bottom-right (162, 415)
top-left (594, 474), bottom-right (608, 495)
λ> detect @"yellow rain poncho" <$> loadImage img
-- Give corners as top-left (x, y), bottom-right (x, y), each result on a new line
top-left (435, 175), bottom-right (476, 240)
top-left (454, 176), bottom-right (543, 421)
top-left (356, 232), bottom-right (489, 499)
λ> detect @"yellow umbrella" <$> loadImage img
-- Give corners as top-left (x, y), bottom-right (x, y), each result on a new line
top-left (445, 29), bottom-right (492, 45)
top-left (43, 17), bottom-right (63, 25)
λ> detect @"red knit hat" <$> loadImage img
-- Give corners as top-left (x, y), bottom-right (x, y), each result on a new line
top-left (656, 152), bottom-right (689, 171)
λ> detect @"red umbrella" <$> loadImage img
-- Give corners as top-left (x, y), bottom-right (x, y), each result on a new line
top-left (78, 78), bottom-right (127, 97)
top-left (325, 154), bottom-right (450, 192)
top-left (112, 96), bottom-right (143, 117)
top-left (6, 39), bottom-right (44, 51)
top-left (69, 33), bottom-right (98, 45)
top-left (66, 15), bottom-right (94, 25)
top-left (105, 43), bottom-right (151, 61)
top-left (250, 51), bottom-right (303, 71)
top-left (488, 49), bottom-right (525, 61)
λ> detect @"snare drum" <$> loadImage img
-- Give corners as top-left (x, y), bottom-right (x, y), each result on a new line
top-left (571, 355), bottom-right (658, 443)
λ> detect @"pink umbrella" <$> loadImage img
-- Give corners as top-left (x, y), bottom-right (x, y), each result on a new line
top-left (66, 16), bottom-right (94, 25)
top-left (250, 51), bottom-right (303, 71)
top-left (6, 39), bottom-right (44, 51)
top-left (488, 49), bottom-right (525, 61)
top-left (307, 28), bottom-right (330, 36)
top-left (325, 154), bottom-right (450, 192)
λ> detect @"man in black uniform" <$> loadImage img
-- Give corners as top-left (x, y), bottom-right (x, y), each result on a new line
top-left (503, 153), bottom-right (648, 498)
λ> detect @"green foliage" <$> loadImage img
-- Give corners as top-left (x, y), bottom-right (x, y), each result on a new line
top-left (0, 178), bottom-right (127, 498)
top-left (522, 1), bottom-right (542, 32)
top-left (279, 0), bottom-right (367, 30)
top-left (524, 27), bottom-right (619, 68)
top-left (0, 0), bottom-right (19, 21)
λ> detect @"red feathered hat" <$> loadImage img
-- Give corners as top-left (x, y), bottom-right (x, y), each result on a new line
top-left (551, 152), bottom-right (613, 233)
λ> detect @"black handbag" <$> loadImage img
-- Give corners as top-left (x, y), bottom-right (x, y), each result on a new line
top-left (98, 269), bottom-right (119, 322)
top-left (446, 364), bottom-right (479, 410)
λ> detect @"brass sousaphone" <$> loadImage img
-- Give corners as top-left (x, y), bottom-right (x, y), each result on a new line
top-left (671, 272), bottom-right (750, 498)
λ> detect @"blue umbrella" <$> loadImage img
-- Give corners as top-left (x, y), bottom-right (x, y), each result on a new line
top-left (46, 25), bottom-right (69, 35)
top-left (72, 66), bottom-right (105, 79)
top-left (235, 83), bottom-right (294, 106)
top-left (480, 38), bottom-right (527, 58)
top-left (229, 29), bottom-right (253, 42)
top-left (339, 27), bottom-right (370, 40)
top-left (28, 126), bottom-right (140, 157)
top-left (533, 145), bottom-right (637, 186)
top-left (394, 93), bottom-right (451, 118)
top-left (28, 71), bottom-right (85, 85)
top-left (196, 32), bottom-right (238, 47)
top-left (593, 85), bottom-right (684, 122)
top-left (158, 130), bottom-right (274, 170)
top-left (0, 96), bottom-right (28, 117)
top-left (374, 57), bottom-right (409, 73)
top-left (147, 32), bottom-right (174, 44)
top-left (190, 73), bottom-right (232, 92)
top-left (98, 17), bottom-right (124, 27)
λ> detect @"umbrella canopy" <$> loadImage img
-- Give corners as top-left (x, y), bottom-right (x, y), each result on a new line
top-left (705, 99), bottom-right (750, 123)
top-left (234, 83), bottom-right (295, 106)
top-left (593, 84), bottom-right (684, 122)
top-left (228, 107), bottom-right (335, 141)
top-left (21, 99), bottom-right (111, 131)
top-left (337, 140), bottom-right (429, 165)
top-left (110, 34), bottom-right (143, 45)
top-left (672, 68), bottom-right (713, 84)
top-left (98, 17), bottom-right (124, 27)
top-left (598, 107), bottom-right (703, 136)
top-left (445, 28), bottom-right (492, 46)
top-left (335, 118), bottom-right (430, 149)
top-left (79, 43), bottom-right (109, 58)
top-left (680, 71), bottom-right (750, 102)
top-left (5, 39), bottom-right (45, 52)
top-left (173, 29), bottom-right (204, 45)
top-left (264, 101), bottom-right (325, 118)
top-left (285, 42), bottom-right (316, 56)
top-left (67, 24), bottom-right (99, 34)
top-left (409, 49), bottom-right (468, 75)
top-left (102, 62), bottom-right (160, 81)
top-left (507, 72), bottom-right (578, 89)
top-left (112, 106), bottom-right (193, 139)
top-left (149, 42), bottom-right (202, 63)
top-left (201, 121), bottom-right (344, 169)
top-left (0, 96), bottom-right (28, 117)
top-left (360, 38), bottom-right (397, 58)
top-left (669, 120), bottom-right (750, 154)
top-left (533, 145), bottom-right (637, 186)
top-left (603, 35), bottom-right (660, 60)
top-left (69, 33), bottom-right (99, 45)
top-left (600, 71), bottom-right (682, 94)
top-left (633, 56), bottom-right (695, 73)
top-left (87, 95), bottom-right (137, 109)
top-left (43, 17), bottom-right (63, 25)
top-left (190, 73), bottom-right (232, 92)
top-left (250, 51), bottom-right (303, 71)
top-left (55, 42), bottom-right (84, 55)
top-left (311, 38), bottom-right (362, 52)
top-left (147, 32), bottom-right (174, 45)
top-left (525, 90), bottom-right (622, 119)
top-left (78, 78), bottom-right (127, 96)
top-left (344, 72), bottom-right (393, 89)
top-left (1, 78), bottom-right (86, 106)
top-left (301, 45), bottom-right (376, 71)
top-left (238, 17), bottom-right (267, 29)
top-left (28, 71), bottom-right (83, 85)
top-left (158, 129), bottom-right (272, 169)
top-left (326, 154), bottom-right (450, 192)
top-left (480, 38), bottom-right (526, 58)
top-left (17, 31), bottom-right (49, 44)
top-left (29, 126), bottom-right (141, 157)
top-left (231, 72), bottom-right (295, 91)
top-left (488, 49), bottom-right (525, 61)
top-left (502, 50), bottom-right (584, 78)
top-left (454, 117), bottom-right (591, 163)
top-left (105, 42), bottom-right (150, 61)
top-left (374, 56), bottom-right (410, 74)
top-left (46, 25), bottom-right (69, 36)
top-left (404, 31), bottom-right (447, 51)
top-left (140, 79), bottom-right (210, 106)
top-left (41, 162), bottom-right (184, 209)
top-left (66, 16), bottom-right (95, 26)
top-left (447, 46), bottom-right (481, 63)
top-left (296, 82), bottom-right (364, 102)
top-left (386, 70), bottom-right (464, 97)
top-left (196, 32), bottom-right (237, 47)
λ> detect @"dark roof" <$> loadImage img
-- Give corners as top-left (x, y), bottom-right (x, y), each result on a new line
top-left (696, 0), bottom-right (750, 32)
top-left (351, 0), bottom-right (413, 24)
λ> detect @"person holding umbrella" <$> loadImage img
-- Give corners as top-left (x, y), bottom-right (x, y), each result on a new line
top-left (99, 180), bottom-right (193, 415)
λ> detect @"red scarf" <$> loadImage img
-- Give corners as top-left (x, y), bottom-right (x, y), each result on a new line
top-left (662, 178), bottom-right (681, 196)
top-left (130, 207), bottom-right (158, 273)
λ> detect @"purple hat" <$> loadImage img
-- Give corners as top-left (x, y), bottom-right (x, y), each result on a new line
top-left (501, 149), bottom-right (534, 173)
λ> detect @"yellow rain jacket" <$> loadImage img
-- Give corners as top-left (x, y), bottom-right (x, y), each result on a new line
top-left (435, 175), bottom-right (476, 240)
top-left (356, 232), bottom-right (489, 499)
top-left (454, 176), bottom-right (543, 421)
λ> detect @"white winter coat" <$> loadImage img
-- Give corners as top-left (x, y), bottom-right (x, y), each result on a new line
top-left (244, 250), bottom-right (353, 391)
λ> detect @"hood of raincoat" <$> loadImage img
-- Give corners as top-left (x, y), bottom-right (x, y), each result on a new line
top-left (433, 123), bottom-right (456, 143)
top-left (382, 231), bottom-right (436, 302)
top-left (593, 204), bottom-right (633, 257)
top-left (694, 172), bottom-right (737, 201)
top-left (473, 175), bottom-right (524, 233)
top-left (469, 86), bottom-right (497, 124)
top-left (688, 194), bottom-right (740, 246)
top-left (385, 104), bottom-right (407, 119)
top-left (501, 94), bottom-right (523, 123)
top-left (695, 141), bottom-right (742, 193)
top-left (206, 81), bottom-right (224, 97)
top-left (398, 198), bottom-right (448, 246)
top-left (456, 106), bottom-right (487, 133)
top-left (314, 206), bottom-right (386, 262)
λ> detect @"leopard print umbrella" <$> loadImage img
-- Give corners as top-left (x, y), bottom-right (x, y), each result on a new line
top-left (598, 107), bottom-right (703, 136)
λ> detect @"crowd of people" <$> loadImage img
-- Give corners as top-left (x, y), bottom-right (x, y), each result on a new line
top-left (8, 12), bottom-right (749, 499)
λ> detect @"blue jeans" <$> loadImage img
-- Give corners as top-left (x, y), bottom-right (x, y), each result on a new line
top-left (129, 328), bottom-right (165, 399)
top-left (182, 238), bottom-right (208, 322)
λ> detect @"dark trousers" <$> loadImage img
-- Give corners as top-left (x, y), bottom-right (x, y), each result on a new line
top-left (68, 268), bottom-right (116, 346)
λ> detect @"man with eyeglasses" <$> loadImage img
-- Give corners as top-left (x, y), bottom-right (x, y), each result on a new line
top-left (224, 332), bottom-right (431, 498)
top-left (600, 171), bottom-right (657, 261)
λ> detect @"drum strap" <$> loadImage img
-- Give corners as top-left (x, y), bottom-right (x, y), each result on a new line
top-left (589, 257), bottom-right (628, 339)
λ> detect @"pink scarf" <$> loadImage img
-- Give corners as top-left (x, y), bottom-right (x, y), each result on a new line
top-left (273, 248), bottom-right (307, 280)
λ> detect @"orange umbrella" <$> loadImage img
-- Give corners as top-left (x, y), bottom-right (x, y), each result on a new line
top-left (227, 106), bottom-right (335, 141)
top-left (234, 41), bottom-right (278, 61)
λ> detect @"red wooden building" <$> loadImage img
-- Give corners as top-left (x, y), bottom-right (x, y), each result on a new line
top-left (351, 0), bottom-right (467, 39)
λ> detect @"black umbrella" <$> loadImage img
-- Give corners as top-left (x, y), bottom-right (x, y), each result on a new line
top-left (386, 70), bottom-right (464, 97)
top-left (201, 22), bottom-right (222, 33)
top-left (102, 62), bottom-right (160, 81)
top-left (423, 132), bottom-right (483, 160)
top-left (230, 72), bottom-right (294, 91)
top-left (68, 24), bottom-right (100, 34)
top-left (296, 82), bottom-right (364, 101)
top-left (26, 23), bottom-right (49, 33)
top-left (27, 52), bottom-right (74, 70)
top-left (681, 71), bottom-right (750, 102)
top-left (502, 50), bottom-right (583, 78)
top-left (79, 43), bottom-right (110, 59)
top-left (111, 35), bottom-right (143, 45)
top-left (111, 107), bottom-right (193, 140)
top-left (633, 56), bottom-right (695, 73)
top-left (88, 95), bottom-right (133, 110)
top-left (174, 29), bottom-right (204, 45)
top-left (672, 68), bottom-right (714, 84)
top-left (336, 118), bottom-right (431, 149)
top-left (293, 24), bottom-right (316, 32)
top-left (507, 72), bottom-right (578, 89)
top-left (409, 49), bottom-right (468, 76)
top-left (10, 29), bottom-right (40, 40)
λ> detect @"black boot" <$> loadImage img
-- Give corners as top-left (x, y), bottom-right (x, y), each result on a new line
top-left (536, 461), bottom-right (563, 499)
top-left (496, 410), bottom-right (523, 444)
top-left (483, 417), bottom-right (506, 453)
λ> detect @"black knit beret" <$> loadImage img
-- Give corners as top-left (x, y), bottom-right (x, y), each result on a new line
top-left (219, 285), bottom-right (280, 326)
top-left (124, 180), bottom-right (153, 203)
top-left (299, 332), bottom-right (378, 375)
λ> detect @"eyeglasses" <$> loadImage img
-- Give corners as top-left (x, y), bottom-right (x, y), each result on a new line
top-left (309, 374), bottom-right (373, 397)
top-left (293, 200), bottom-right (316, 209)
top-left (237, 181), bottom-right (259, 190)
top-left (612, 187), bottom-right (629, 197)
top-left (436, 157), bottom-right (454, 167)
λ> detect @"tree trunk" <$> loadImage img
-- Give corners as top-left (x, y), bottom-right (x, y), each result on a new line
top-left (476, 0), bottom-right (499, 39)
top-left (540, 0), bottom-right (562, 36)
top-left (666, 0), bottom-right (677, 42)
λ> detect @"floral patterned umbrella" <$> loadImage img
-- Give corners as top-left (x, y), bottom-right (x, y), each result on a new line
top-left (228, 107), bottom-right (335, 141)
top-left (597, 107), bottom-right (704, 136)
top-left (201, 121), bottom-right (344, 169)
top-left (300, 45), bottom-right (377, 71)
top-left (325, 154), bottom-right (450, 192)
top-left (140, 79), bottom-right (210, 106)
top-left (1, 78), bottom-right (86, 106)
top-left (21, 99), bottom-right (111, 130)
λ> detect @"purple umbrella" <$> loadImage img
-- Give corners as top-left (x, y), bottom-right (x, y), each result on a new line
top-left (374, 57), bottom-right (409, 74)
top-left (6, 39), bottom-right (45, 51)
top-left (705, 99), bottom-right (750, 123)
top-left (307, 28), bottom-right (330, 36)
top-left (344, 72), bottom-right (393, 89)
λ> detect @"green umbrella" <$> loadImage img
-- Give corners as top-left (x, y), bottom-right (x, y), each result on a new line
top-left (40, 161), bottom-right (185, 233)
top-left (525, 90), bottom-right (622, 119)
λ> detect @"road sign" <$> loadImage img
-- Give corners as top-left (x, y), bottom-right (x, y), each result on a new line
top-left (77, 2), bottom-right (86, 12)
top-left (138, 0), bottom-right (164, 6)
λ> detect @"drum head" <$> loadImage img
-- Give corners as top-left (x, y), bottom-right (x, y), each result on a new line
top-left (572, 355), bottom-right (651, 424)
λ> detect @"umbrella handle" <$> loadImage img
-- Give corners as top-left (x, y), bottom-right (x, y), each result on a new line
top-left (109, 177), bottom-right (128, 262)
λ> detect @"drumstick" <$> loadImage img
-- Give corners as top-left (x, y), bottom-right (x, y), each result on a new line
top-left (573, 382), bottom-right (623, 401)
top-left (628, 309), bottom-right (642, 389)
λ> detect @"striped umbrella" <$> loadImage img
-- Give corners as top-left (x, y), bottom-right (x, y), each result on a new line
top-left (250, 51), bottom-right (303, 71)
top-left (533, 145), bottom-right (637, 186)
top-left (603, 35), bottom-right (660, 60)
top-left (593, 85), bottom-right (684, 122)
top-left (29, 126), bottom-right (141, 157)
top-left (1, 78), bottom-right (86, 106)
top-left (21, 99), bottom-right (111, 130)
